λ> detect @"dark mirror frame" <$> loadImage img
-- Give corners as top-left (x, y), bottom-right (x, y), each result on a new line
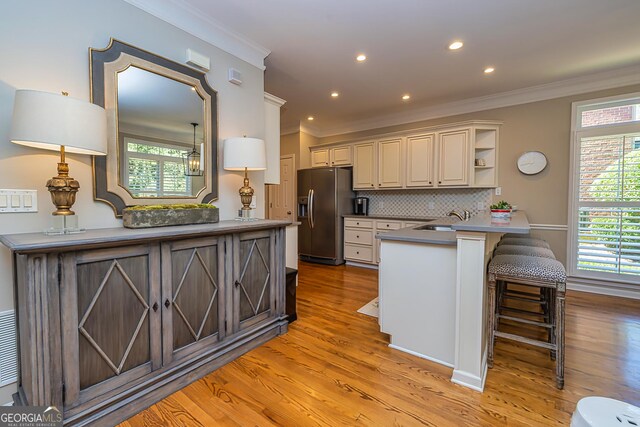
top-left (90, 38), bottom-right (218, 217)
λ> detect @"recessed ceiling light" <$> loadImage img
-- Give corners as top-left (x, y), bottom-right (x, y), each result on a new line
top-left (448, 41), bottom-right (463, 50)
top-left (356, 54), bottom-right (367, 62)
top-left (331, 92), bottom-right (339, 98)
top-left (484, 67), bottom-right (495, 74)
top-left (307, 116), bottom-right (314, 121)
top-left (402, 94), bottom-right (411, 101)
top-left (191, 87), bottom-right (196, 91)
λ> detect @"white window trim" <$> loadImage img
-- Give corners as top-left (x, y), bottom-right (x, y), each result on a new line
top-left (568, 92), bottom-right (640, 285)
top-left (124, 137), bottom-right (192, 197)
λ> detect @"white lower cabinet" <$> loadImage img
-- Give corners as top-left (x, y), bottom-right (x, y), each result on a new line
top-left (344, 218), bottom-right (428, 265)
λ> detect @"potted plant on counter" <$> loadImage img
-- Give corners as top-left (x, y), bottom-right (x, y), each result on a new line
top-left (490, 200), bottom-right (512, 219)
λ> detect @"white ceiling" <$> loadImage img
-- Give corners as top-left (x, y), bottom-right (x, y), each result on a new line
top-left (128, 0), bottom-right (640, 136)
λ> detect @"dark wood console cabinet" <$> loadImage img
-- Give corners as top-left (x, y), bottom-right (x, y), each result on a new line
top-left (1, 220), bottom-right (290, 426)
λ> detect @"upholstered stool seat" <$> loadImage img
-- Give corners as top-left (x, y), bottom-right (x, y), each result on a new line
top-left (487, 254), bottom-right (566, 389)
top-left (488, 254), bottom-right (565, 282)
top-left (494, 245), bottom-right (556, 259)
top-left (498, 237), bottom-right (551, 249)
top-left (502, 233), bottom-right (532, 239)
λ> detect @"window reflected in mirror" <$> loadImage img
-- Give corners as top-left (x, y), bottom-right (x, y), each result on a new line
top-left (117, 65), bottom-right (206, 198)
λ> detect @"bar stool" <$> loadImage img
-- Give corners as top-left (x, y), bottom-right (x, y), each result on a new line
top-left (494, 245), bottom-right (556, 259)
top-left (487, 254), bottom-right (566, 389)
top-left (498, 237), bottom-right (551, 249)
top-left (492, 245), bottom-right (556, 342)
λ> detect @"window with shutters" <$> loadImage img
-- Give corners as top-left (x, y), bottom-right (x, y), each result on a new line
top-left (570, 93), bottom-right (640, 282)
top-left (124, 137), bottom-right (191, 197)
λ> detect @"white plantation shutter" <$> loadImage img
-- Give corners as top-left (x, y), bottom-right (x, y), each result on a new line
top-left (571, 94), bottom-right (640, 282)
top-left (124, 137), bottom-right (191, 197)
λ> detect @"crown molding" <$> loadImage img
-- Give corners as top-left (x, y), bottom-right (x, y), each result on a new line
top-left (122, 0), bottom-right (270, 70)
top-left (280, 126), bottom-right (300, 136)
top-left (299, 123), bottom-right (321, 137)
top-left (264, 92), bottom-right (286, 106)
top-left (318, 64), bottom-right (640, 138)
top-left (280, 123), bottom-right (321, 137)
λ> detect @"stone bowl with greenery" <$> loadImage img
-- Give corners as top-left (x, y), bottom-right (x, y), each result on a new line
top-left (122, 203), bottom-right (219, 228)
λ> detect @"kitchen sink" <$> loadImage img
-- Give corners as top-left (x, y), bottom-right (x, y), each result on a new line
top-left (414, 224), bottom-right (453, 231)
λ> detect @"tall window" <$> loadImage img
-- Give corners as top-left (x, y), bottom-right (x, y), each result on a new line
top-left (124, 137), bottom-right (192, 197)
top-left (570, 93), bottom-right (640, 282)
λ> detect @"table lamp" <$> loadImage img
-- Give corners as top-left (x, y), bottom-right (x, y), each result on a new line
top-left (10, 90), bottom-right (108, 234)
top-left (223, 137), bottom-right (266, 220)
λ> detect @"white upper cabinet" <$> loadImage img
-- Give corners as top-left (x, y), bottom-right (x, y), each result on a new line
top-left (331, 145), bottom-right (352, 166)
top-left (405, 133), bottom-right (434, 188)
top-left (310, 145), bottom-right (352, 167)
top-left (310, 148), bottom-right (330, 167)
top-left (378, 138), bottom-right (403, 188)
top-left (353, 142), bottom-right (377, 189)
top-left (308, 121), bottom-right (499, 189)
top-left (438, 129), bottom-right (470, 186)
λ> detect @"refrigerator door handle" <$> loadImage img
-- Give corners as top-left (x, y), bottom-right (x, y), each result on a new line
top-left (309, 189), bottom-right (315, 229)
top-left (307, 189), bottom-right (313, 228)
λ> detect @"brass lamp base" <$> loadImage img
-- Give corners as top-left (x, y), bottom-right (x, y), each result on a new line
top-left (43, 146), bottom-right (85, 235)
top-left (46, 161), bottom-right (79, 216)
top-left (239, 168), bottom-right (254, 211)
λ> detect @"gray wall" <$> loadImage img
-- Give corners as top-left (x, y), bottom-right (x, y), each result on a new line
top-left (0, 0), bottom-right (267, 403)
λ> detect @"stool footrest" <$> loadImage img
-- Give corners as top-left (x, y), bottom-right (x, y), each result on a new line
top-left (497, 314), bottom-right (553, 329)
top-left (499, 306), bottom-right (546, 317)
top-left (503, 288), bottom-right (543, 298)
top-left (503, 294), bottom-right (548, 304)
top-left (495, 331), bottom-right (556, 350)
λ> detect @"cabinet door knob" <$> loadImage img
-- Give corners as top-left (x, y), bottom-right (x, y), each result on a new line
top-left (356, 235), bottom-right (360, 238)
top-left (152, 302), bottom-right (159, 312)
top-left (164, 299), bottom-right (171, 308)
top-left (235, 280), bottom-right (241, 288)
top-left (356, 251), bottom-right (360, 254)
top-left (386, 224), bottom-right (389, 227)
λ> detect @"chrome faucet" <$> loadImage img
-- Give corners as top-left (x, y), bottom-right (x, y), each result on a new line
top-left (448, 210), bottom-right (465, 221)
top-left (448, 210), bottom-right (471, 221)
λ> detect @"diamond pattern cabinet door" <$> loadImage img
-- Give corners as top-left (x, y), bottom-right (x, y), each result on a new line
top-left (60, 245), bottom-right (161, 410)
top-left (233, 230), bottom-right (277, 332)
top-left (161, 237), bottom-right (225, 364)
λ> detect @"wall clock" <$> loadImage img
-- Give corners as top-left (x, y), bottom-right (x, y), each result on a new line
top-left (517, 151), bottom-right (547, 175)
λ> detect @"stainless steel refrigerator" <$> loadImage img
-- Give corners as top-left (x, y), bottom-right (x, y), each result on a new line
top-left (298, 167), bottom-right (354, 265)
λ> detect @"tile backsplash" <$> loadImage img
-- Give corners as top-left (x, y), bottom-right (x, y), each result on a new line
top-left (357, 189), bottom-right (493, 217)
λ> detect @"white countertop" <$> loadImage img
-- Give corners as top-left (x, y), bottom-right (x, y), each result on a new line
top-left (451, 211), bottom-right (530, 234)
top-left (376, 211), bottom-right (529, 245)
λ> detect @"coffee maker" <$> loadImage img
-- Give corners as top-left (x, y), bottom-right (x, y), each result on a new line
top-left (353, 197), bottom-right (369, 216)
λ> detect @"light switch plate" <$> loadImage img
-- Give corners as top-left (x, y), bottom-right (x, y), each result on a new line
top-left (0, 189), bottom-right (38, 213)
top-left (495, 187), bottom-right (502, 196)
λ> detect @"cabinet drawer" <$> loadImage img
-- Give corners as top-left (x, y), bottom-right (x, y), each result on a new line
top-left (376, 220), bottom-right (402, 231)
top-left (344, 244), bottom-right (374, 262)
top-left (345, 229), bottom-right (374, 245)
top-left (345, 218), bottom-right (374, 229)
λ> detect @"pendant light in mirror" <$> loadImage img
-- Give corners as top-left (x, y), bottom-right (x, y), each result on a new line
top-left (183, 122), bottom-right (203, 176)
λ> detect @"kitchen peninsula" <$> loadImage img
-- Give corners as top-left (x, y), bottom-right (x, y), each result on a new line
top-left (377, 211), bottom-right (530, 392)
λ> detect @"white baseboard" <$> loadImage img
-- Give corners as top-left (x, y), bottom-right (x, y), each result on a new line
top-left (568, 280), bottom-right (640, 300)
top-left (451, 365), bottom-right (487, 392)
top-left (345, 261), bottom-right (378, 270)
top-left (388, 344), bottom-right (454, 368)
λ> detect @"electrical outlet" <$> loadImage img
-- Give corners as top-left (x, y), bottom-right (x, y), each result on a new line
top-left (428, 202), bottom-right (435, 210)
top-left (250, 199), bottom-right (257, 209)
top-left (495, 187), bottom-right (502, 196)
top-left (378, 201), bottom-right (384, 208)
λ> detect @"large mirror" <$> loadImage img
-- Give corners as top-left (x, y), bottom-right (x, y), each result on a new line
top-left (90, 39), bottom-right (218, 216)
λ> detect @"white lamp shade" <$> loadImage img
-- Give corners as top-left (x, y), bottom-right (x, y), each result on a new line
top-left (10, 90), bottom-right (108, 156)
top-left (223, 137), bottom-right (266, 171)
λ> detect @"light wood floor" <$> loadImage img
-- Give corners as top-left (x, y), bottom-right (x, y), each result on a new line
top-left (121, 261), bottom-right (640, 426)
